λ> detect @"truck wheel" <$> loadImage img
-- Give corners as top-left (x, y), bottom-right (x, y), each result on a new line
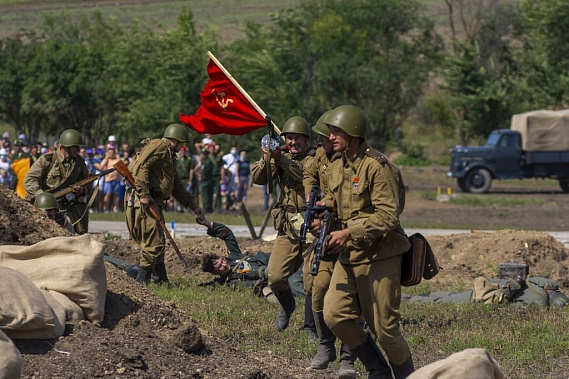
top-left (457, 178), bottom-right (468, 192)
top-left (464, 168), bottom-right (492, 193)
top-left (560, 179), bottom-right (569, 193)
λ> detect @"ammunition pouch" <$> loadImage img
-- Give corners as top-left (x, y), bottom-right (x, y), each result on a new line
top-left (271, 208), bottom-right (286, 231)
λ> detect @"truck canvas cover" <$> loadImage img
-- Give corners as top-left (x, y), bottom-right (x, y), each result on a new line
top-left (511, 109), bottom-right (569, 151)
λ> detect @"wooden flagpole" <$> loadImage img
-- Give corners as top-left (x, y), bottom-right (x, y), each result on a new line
top-left (207, 51), bottom-right (283, 136)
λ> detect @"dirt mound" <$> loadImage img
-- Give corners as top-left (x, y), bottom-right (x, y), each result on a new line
top-left (427, 230), bottom-right (569, 289)
top-left (0, 186), bottom-right (70, 245)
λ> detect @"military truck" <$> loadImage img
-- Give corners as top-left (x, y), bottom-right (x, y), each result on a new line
top-left (447, 109), bottom-right (569, 193)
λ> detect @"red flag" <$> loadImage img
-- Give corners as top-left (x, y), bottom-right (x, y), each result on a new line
top-left (180, 58), bottom-right (267, 135)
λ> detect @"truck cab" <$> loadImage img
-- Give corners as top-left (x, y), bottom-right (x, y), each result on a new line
top-left (447, 129), bottom-right (523, 193)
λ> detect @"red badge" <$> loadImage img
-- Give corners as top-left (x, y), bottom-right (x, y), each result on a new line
top-left (353, 177), bottom-right (359, 189)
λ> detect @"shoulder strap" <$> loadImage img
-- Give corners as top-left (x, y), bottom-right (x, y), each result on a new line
top-left (364, 147), bottom-right (388, 163)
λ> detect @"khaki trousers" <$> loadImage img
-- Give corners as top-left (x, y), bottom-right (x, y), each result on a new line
top-left (125, 200), bottom-right (165, 269)
top-left (268, 233), bottom-right (303, 296)
top-left (323, 254), bottom-right (411, 365)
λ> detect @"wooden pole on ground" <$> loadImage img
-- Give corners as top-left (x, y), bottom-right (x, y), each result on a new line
top-left (240, 202), bottom-right (258, 240)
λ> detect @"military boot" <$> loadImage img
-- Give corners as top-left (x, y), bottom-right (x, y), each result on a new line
top-left (275, 288), bottom-right (296, 331)
top-left (152, 262), bottom-right (170, 285)
top-left (304, 295), bottom-right (318, 344)
top-left (351, 337), bottom-right (392, 379)
top-left (310, 310), bottom-right (337, 369)
top-left (135, 267), bottom-right (152, 284)
top-left (391, 356), bottom-right (414, 379)
top-left (338, 343), bottom-right (357, 379)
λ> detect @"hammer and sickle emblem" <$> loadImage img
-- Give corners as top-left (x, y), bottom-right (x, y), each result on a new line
top-left (213, 91), bottom-right (234, 111)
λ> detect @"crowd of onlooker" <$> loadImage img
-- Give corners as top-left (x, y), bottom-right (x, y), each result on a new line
top-left (2, 130), bottom-right (256, 214)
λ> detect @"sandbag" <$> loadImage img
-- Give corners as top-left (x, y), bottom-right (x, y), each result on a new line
top-left (0, 235), bottom-right (106, 323)
top-left (0, 265), bottom-right (55, 331)
top-left (0, 265), bottom-right (65, 340)
top-left (408, 348), bottom-right (504, 379)
top-left (0, 329), bottom-right (21, 379)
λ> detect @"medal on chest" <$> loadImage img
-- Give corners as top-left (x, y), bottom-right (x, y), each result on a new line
top-left (353, 176), bottom-right (359, 190)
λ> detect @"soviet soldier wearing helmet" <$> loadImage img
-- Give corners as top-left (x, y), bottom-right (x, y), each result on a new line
top-left (124, 123), bottom-right (203, 285)
top-left (24, 129), bottom-right (92, 235)
top-left (34, 192), bottom-right (72, 232)
top-left (250, 115), bottom-right (317, 341)
top-left (313, 105), bottom-right (415, 378)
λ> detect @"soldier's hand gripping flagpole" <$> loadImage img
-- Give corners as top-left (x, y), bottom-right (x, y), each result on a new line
top-left (114, 160), bottom-right (189, 269)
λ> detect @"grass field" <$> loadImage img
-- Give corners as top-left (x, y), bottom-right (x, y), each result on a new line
top-left (0, 0), bottom-right (299, 41)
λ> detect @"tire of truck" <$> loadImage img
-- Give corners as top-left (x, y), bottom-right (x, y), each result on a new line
top-left (457, 177), bottom-right (468, 192)
top-left (464, 168), bottom-right (492, 193)
top-left (559, 179), bottom-right (569, 193)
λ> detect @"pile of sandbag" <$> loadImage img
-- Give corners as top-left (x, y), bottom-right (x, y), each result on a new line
top-left (0, 235), bottom-right (106, 378)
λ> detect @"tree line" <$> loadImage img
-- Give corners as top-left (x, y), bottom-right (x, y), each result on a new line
top-left (0, 0), bottom-right (568, 158)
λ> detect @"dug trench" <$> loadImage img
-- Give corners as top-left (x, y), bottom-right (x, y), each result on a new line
top-left (1, 180), bottom-right (569, 378)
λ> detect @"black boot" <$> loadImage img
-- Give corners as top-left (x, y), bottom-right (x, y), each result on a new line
top-left (304, 295), bottom-right (318, 343)
top-left (135, 267), bottom-right (152, 284)
top-left (338, 342), bottom-right (357, 379)
top-left (275, 288), bottom-right (296, 331)
top-left (391, 356), bottom-right (414, 379)
top-left (310, 310), bottom-right (337, 369)
top-left (152, 262), bottom-right (170, 285)
top-left (352, 337), bottom-right (392, 379)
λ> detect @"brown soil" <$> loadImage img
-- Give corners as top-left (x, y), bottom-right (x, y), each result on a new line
top-left (1, 166), bottom-right (569, 378)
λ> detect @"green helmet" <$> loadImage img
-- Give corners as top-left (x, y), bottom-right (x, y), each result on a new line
top-left (59, 129), bottom-right (84, 147)
top-left (325, 105), bottom-right (367, 139)
top-left (281, 116), bottom-right (311, 138)
top-left (163, 124), bottom-right (189, 142)
top-left (34, 192), bottom-right (59, 210)
top-left (312, 111), bottom-right (332, 138)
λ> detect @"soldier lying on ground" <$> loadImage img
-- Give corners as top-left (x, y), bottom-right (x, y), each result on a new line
top-left (405, 275), bottom-right (569, 307)
top-left (196, 215), bottom-right (318, 343)
top-left (196, 215), bottom-right (304, 298)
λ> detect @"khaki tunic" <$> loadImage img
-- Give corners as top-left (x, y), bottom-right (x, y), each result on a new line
top-left (251, 149), bottom-right (314, 296)
top-left (125, 138), bottom-right (199, 269)
top-left (24, 150), bottom-right (91, 234)
top-left (322, 142), bottom-right (411, 365)
top-left (302, 147), bottom-right (335, 310)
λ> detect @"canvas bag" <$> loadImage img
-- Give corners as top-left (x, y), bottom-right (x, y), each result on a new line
top-left (0, 235), bottom-right (106, 323)
top-left (0, 329), bottom-right (21, 379)
top-left (401, 233), bottom-right (440, 287)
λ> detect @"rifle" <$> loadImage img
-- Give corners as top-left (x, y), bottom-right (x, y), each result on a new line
top-left (114, 160), bottom-right (189, 269)
top-left (300, 186), bottom-right (333, 252)
top-left (311, 208), bottom-right (335, 276)
top-left (265, 115), bottom-right (275, 195)
top-left (52, 165), bottom-right (117, 201)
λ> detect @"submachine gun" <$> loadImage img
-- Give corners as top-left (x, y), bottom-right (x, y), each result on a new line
top-left (299, 186), bottom-right (335, 276)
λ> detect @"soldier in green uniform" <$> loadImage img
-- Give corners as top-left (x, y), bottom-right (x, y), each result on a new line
top-left (199, 150), bottom-right (214, 213)
top-left (33, 191), bottom-right (72, 232)
top-left (124, 124), bottom-right (203, 284)
top-left (251, 116), bottom-right (315, 332)
top-left (24, 129), bottom-right (91, 235)
top-left (303, 111), bottom-right (357, 379)
top-left (317, 105), bottom-right (414, 379)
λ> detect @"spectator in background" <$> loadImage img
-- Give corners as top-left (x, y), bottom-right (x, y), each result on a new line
top-left (0, 148), bottom-right (10, 187)
top-left (223, 146), bottom-right (239, 195)
top-left (0, 168), bottom-right (10, 187)
top-left (107, 135), bottom-right (118, 151)
top-left (195, 133), bottom-right (213, 153)
top-left (235, 150), bottom-right (250, 207)
top-left (199, 149), bottom-right (214, 213)
top-left (1, 132), bottom-right (10, 150)
top-left (174, 146), bottom-right (193, 212)
top-left (9, 140), bottom-right (29, 190)
top-left (99, 145), bottom-right (122, 213)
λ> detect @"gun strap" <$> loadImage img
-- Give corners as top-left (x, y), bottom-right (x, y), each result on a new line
top-left (72, 176), bottom-right (101, 227)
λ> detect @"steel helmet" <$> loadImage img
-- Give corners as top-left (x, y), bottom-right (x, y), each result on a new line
top-left (59, 129), bottom-right (84, 147)
top-left (34, 192), bottom-right (59, 210)
top-left (281, 116), bottom-right (311, 138)
top-left (325, 105), bottom-right (367, 139)
top-left (312, 111), bottom-right (332, 138)
top-left (163, 124), bottom-right (190, 142)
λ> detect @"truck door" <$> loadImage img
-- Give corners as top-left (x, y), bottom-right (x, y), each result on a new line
top-left (493, 133), bottom-right (522, 178)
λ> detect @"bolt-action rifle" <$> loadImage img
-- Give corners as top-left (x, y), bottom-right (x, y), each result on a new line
top-left (114, 160), bottom-right (189, 268)
top-left (52, 164), bottom-right (118, 203)
top-left (299, 186), bottom-right (333, 252)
